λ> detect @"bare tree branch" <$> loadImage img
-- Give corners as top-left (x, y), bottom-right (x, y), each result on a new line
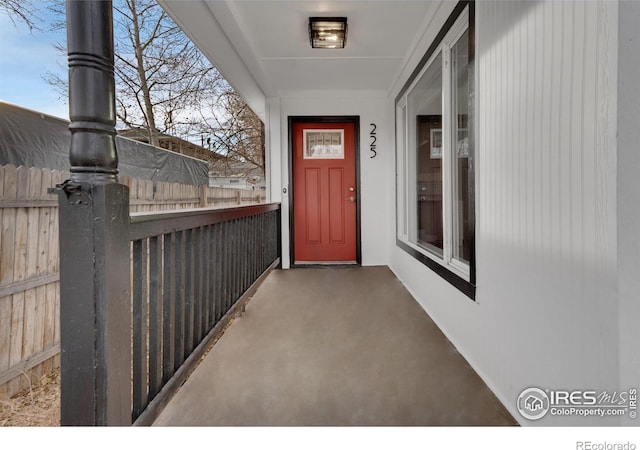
top-left (43, 0), bottom-right (264, 175)
top-left (0, 0), bottom-right (39, 31)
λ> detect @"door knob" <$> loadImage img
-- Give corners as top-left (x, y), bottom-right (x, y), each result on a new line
top-left (346, 196), bottom-right (356, 202)
top-left (348, 187), bottom-right (355, 192)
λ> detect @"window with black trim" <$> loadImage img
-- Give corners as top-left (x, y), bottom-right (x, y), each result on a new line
top-left (395, 2), bottom-right (475, 298)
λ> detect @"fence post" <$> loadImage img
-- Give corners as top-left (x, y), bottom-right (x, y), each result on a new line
top-left (199, 184), bottom-right (208, 208)
top-left (55, 0), bottom-right (131, 426)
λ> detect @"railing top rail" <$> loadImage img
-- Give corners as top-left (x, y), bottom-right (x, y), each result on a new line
top-left (129, 203), bottom-right (280, 241)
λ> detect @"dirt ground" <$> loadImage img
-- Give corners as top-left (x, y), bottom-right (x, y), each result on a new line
top-left (0, 369), bottom-right (60, 427)
top-left (0, 306), bottom-right (241, 428)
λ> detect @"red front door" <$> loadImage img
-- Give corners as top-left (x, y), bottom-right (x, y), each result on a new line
top-left (293, 121), bottom-right (357, 263)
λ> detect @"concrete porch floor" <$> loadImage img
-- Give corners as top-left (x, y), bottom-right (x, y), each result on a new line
top-left (153, 266), bottom-right (516, 426)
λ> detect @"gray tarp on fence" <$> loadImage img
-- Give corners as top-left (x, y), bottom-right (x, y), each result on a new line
top-left (0, 102), bottom-right (209, 185)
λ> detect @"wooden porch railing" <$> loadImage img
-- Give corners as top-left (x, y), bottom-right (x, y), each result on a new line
top-left (129, 204), bottom-right (280, 424)
top-left (55, 1), bottom-right (280, 426)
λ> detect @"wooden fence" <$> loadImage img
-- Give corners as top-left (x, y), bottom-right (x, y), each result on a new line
top-left (0, 164), bottom-right (265, 399)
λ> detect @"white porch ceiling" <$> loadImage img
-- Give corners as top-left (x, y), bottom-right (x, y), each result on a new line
top-left (159, 1), bottom-right (440, 116)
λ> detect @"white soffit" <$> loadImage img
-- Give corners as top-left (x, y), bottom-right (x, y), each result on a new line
top-left (160, 1), bottom-right (437, 108)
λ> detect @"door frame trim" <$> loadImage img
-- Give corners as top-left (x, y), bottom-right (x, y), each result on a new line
top-left (288, 116), bottom-right (361, 267)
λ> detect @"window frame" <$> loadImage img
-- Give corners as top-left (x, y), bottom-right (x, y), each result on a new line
top-left (395, 1), bottom-right (476, 299)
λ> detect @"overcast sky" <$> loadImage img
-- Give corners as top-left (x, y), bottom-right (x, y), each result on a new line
top-left (0, 6), bottom-right (68, 120)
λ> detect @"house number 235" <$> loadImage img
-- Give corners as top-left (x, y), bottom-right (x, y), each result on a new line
top-left (369, 123), bottom-right (377, 159)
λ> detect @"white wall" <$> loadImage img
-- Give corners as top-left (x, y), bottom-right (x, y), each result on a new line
top-left (617, 0), bottom-right (640, 426)
top-left (271, 90), bottom-right (392, 269)
top-left (389, 0), bottom-right (627, 425)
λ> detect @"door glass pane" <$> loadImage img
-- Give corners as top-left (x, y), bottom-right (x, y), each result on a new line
top-left (452, 30), bottom-right (471, 264)
top-left (408, 51), bottom-right (443, 257)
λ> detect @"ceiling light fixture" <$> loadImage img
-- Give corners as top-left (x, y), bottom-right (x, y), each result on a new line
top-left (309, 17), bottom-right (347, 49)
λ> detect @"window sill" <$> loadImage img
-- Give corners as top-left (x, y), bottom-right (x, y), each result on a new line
top-left (396, 238), bottom-right (476, 300)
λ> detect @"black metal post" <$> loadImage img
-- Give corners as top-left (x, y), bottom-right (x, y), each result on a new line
top-left (57, 0), bottom-right (131, 425)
